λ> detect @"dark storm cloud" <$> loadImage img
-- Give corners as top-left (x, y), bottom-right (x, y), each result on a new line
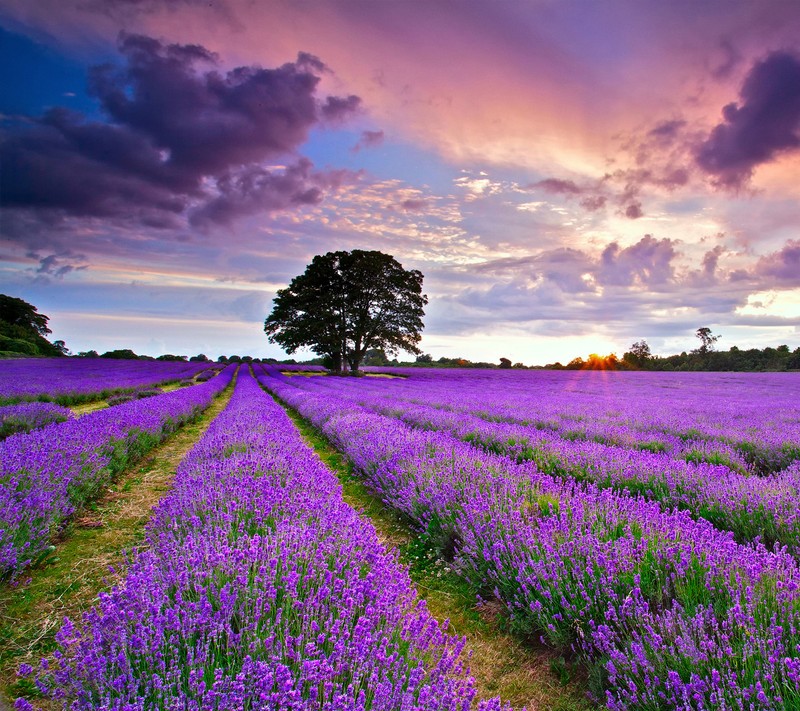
top-left (189, 159), bottom-right (357, 228)
top-left (1, 117), bottom-right (188, 219)
top-left (696, 51), bottom-right (800, 188)
top-left (1, 34), bottom-right (360, 233)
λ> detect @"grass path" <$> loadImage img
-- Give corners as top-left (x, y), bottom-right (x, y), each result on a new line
top-left (276, 396), bottom-right (593, 711)
top-left (0, 383), bottom-right (235, 709)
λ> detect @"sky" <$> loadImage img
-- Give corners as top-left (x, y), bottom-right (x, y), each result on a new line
top-left (1, 0), bottom-right (799, 365)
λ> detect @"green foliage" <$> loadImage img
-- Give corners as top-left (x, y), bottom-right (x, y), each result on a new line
top-left (0, 336), bottom-right (39, 355)
top-left (693, 326), bottom-right (720, 355)
top-left (556, 330), bottom-right (800, 373)
top-left (0, 294), bottom-right (67, 357)
top-left (0, 294), bottom-right (51, 336)
top-left (100, 349), bottom-right (139, 359)
top-left (264, 250), bottom-right (427, 373)
top-left (362, 348), bottom-right (390, 366)
top-left (622, 339), bottom-right (651, 368)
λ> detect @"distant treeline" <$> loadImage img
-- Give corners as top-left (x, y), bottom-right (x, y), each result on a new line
top-left (4, 293), bottom-right (797, 373)
top-left (546, 345), bottom-right (800, 372)
top-left (277, 345), bottom-right (800, 372)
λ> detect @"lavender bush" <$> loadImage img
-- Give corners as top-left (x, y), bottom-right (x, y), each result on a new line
top-left (0, 365), bottom-right (235, 577)
top-left (27, 368), bottom-right (508, 711)
top-left (107, 386), bottom-right (163, 407)
top-left (309, 368), bottom-right (800, 474)
top-left (259, 367), bottom-right (800, 709)
top-left (0, 358), bottom-right (212, 405)
top-left (287, 369), bottom-right (800, 553)
top-left (0, 402), bottom-right (73, 440)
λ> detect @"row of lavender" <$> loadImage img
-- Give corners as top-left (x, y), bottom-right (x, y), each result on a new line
top-left (361, 368), bottom-right (800, 474)
top-left (0, 358), bottom-right (216, 405)
top-left (24, 368), bottom-right (507, 710)
top-left (260, 367), bottom-right (800, 709)
top-left (0, 402), bottom-right (74, 440)
top-left (299, 373), bottom-right (800, 553)
top-left (0, 365), bottom-right (235, 577)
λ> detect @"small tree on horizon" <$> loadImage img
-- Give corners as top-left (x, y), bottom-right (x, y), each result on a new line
top-left (623, 339), bottom-right (652, 368)
top-left (264, 250), bottom-right (427, 373)
top-left (693, 327), bottom-right (720, 355)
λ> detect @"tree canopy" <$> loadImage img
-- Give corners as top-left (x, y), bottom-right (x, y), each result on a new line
top-left (0, 294), bottom-right (67, 357)
top-left (264, 250), bottom-right (427, 373)
top-left (623, 340), bottom-right (652, 368)
top-left (693, 327), bottom-right (720, 354)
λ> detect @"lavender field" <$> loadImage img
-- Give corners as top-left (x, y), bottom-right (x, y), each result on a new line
top-left (0, 361), bottom-right (235, 576)
top-left (258, 366), bottom-right (800, 709)
top-left (0, 358), bottom-right (218, 405)
top-left (5, 360), bottom-right (800, 709)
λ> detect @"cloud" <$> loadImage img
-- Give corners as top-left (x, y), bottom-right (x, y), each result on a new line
top-left (88, 34), bottom-right (337, 173)
top-left (189, 159), bottom-right (358, 227)
top-left (624, 202), bottom-right (644, 219)
top-left (648, 119), bottom-right (687, 142)
top-left (696, 51), bottom-right (800, 188)
top-left (702, 244), bottom-right (725, 278)
top-left (320, 94), bottom-right (362, 122)
top-left (1, 104), bottom-right (194, 217)
top-left (1, 33), bottom-right (360, 233)
top-left (709, 38), bottom-right (743, 80)
top-left (29, 251), bottom-right (90, 280)
top-left (527, 176), bottom-right (610, 214)
top-left (598, 235), bottom-right (678, 287)
top-left (398, 198), bottom-right (429, 212)
top-left (530, 178), bottom-right (583, 195)
top-left (580, 195), bottom-right (606, 211)
top-left (754, 240), bottom-right (800, 285)
top-left (352, 129), bottom-right (385, 152)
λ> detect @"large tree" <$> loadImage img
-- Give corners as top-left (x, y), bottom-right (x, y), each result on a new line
top-left (264, 250), bottom-right (427, 372)
top-left (0, 294), bottom-right (67, 356)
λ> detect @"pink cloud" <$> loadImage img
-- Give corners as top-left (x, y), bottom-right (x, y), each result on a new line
top-left (755, 240), bottom-right (800, 285)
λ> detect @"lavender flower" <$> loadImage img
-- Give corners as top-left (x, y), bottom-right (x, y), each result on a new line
top-left (0, 365), bottom-right (235, 576)
top-left (32, 369), bottom-right (507, 711)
